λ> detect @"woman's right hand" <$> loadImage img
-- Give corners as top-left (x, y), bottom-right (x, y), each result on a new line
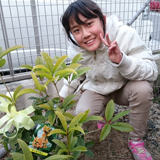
top-left (100, 33), bottom-right (122, 64)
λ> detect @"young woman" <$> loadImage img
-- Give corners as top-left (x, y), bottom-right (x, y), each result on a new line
top-left (59, 0), bottom-right (158, 159)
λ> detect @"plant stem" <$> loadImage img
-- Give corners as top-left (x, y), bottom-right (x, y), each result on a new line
top-left (40, 78), bottom-right (44, 85)
top-left (40, 92), bottom-right (48, 102)
top-left (66, 130), bottom-right (70, 155)
top-left (39, 78), bottom-right (49, 100)
top-left (77, 128), bottom-right (101, 137)
top-left (0, 74), bottom-right (13, 101)
top-left (53, 82), bottom-right (60, 98)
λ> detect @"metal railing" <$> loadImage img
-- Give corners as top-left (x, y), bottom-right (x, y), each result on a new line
top-left (0, 0), bottom-right (160, 83)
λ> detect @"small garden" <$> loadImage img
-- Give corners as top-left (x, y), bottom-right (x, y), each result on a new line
top-left (0, 46), bottom-right (134, 160)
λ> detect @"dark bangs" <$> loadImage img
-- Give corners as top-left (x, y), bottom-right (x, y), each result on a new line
top-left (61, 0), bottom-right (106, 46)
top-left (70, 4), bottom-right (98, 25)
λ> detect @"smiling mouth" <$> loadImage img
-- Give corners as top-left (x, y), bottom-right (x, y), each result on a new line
top-left (85, 38), bottom-right (95, 44)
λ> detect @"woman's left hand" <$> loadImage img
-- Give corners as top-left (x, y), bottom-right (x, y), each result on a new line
top-left (100, 33), bottom-right (122, 64)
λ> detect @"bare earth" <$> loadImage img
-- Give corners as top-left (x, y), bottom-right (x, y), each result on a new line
top-left (1, 103), bottom-right (160, 160)
top-left (78, 103), bottom-right (160, 160)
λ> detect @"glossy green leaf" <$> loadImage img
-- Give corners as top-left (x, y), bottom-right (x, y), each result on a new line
top-left (71, 151), bottom-right (81, 160)
top-left (41, 52), bottom-right (54, 73)
top-left (60, 60), bottom-right (67, 69)
top-left (15, 88), bottom-right (39, 101)
top-left (57, 149), bottom-right (68, 155)
top-left (100, 123), bottom-right (111, 141)
top-left (72, 67), bottom-right (91, 80)
top-left (111, 110), bottom-right (130, 122)
top-left (0, 59), bottom-right (6, 67)
top-left (3, 141), bottom-right (9, 151)
top-left (55, 106), bottom-right (63, 113)
top-left (64, 100), bottom-right (76, 111)
top-left (55, 68), bottom-right (77, 78)
top-left (53, 55), bottom-right (68, 74)
top-left (55, 111), bottom-right (68, 131)
top-left (85, 141), bottom-right (95, 148)
top-left (71, 146), bottom-right (87, 152)
top-left (111, 122), bottom-right (134, 132)
top-left (44, 77), bottom-right (58, 87)
top-left (48, 100), bottom-right (54, 107)
top-left (48, 112), bottom-right (56, 125)
top-left (35, 56), bottom-right (43, 65)
top-left (22, 131), bottom-right (31, 143)
top-left (8, 104), bottom-right (12, 113)
top-left (48, 129), bottom-right (66, 136)
top-left (0, 94), bottom-right (12, 102)
top-left (83, 116), bottom-right (103, 123)
top-left (0, 45), bottom-right (25, 59)
top-left (79, 109), bottom-right (90, 123)
top-left (69, 126), bottom-right (85, 134)
top-left (85, 149), bottom-right (94, 157)
top-left (17, 139), bottom-right (33, 160)
top-left (69, 112), bottom-right (85, 129)
top-left (20, 65), bottom-right (33, 70)
top-left (45, 155), bottom-right (73, 160)
top-left (66, 63), bottom-right (81, 69)
top-left (105, 99), bottom-right (114, 122)
top-left (77, 137), bottom-right (85, 147)
top-left (10, 153), bottom-right (25, 160)
top-left (38, 104), bottom-right (52, 110)
top-left (33, 65), bottom-right (52, 74)
top-left (44, 155), bottom-right (73, 160)
top-left (9, 129), bottom-right (23, 150)
top-left (52, 139), bottom-right (67, 149)
top-left (68, 131), bottom-right (74, 141)
top-left (69, 137), bottom-right (78, 150)
top-left (63, 94), bottom-right (76, 109)
top-left (31, 115), bottom-right (46, 124)
top-left (64, 112), bottom-right (74, 120)
top-left (71, 53), bottom-right (83, 64)
top-left (13, 85), bottom-right (23, 101)
top-left (35, 71), bottom-right (53, 79)
top-left (30, 72), bottom-right (44, 91)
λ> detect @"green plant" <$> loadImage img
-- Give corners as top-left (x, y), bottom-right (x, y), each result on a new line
top-left (0, 45), bottom-right (134, 160)
top-left (0, 46), bottom-right (25, 68)
top-left (99, 100), bottom-right (133, 141)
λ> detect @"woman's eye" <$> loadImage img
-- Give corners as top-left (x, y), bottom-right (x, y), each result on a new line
top-left (73, 29), bottom-right (79, 33)
top-left (87, 22), bottom-right (92, 26)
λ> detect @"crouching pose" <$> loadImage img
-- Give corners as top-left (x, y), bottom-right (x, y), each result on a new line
top-left (60, 0), bottom-right (158, 159)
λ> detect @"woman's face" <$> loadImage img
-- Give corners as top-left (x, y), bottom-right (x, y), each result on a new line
top-left (69, 14), bottom-right (106, 52)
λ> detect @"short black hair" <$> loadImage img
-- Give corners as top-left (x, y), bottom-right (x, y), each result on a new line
top-left (61, 0), bottom-right (106, 46)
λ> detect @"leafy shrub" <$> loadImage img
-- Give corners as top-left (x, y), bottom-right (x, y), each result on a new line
top-left (0, 45), bottom-right (133, 160)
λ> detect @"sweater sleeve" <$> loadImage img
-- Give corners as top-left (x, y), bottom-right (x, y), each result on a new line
top-left (59, 44), bottom-right (86, 98)
top-left (59, 78), bottom-right (83, 98)
top-left (111, 27), bottom-right (158, 82)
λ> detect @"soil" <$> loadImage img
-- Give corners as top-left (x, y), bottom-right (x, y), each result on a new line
top-left (77, 103), bottom-right (160, 160)
top-left (1, 103), bottom-right (160, 160)
top-left (78, 127), bottom-right (159, 160)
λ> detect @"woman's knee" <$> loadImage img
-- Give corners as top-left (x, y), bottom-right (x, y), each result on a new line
top-left (128, 81), bottom-right (153, 100)
top-left (76, 102), bottom-right (92, 115)
top-left (75, 90), bottom-right (107, 116)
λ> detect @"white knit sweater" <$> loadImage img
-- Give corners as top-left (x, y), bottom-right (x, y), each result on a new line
top-left (59, 15), bottom-right (158, 98)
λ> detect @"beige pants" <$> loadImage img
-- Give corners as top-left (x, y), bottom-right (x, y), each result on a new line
top-left (76, 80), bottom-right (153, 141)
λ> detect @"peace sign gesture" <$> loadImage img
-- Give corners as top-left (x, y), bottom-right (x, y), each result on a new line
top-left (100, 33), bottom-right (122, 64)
